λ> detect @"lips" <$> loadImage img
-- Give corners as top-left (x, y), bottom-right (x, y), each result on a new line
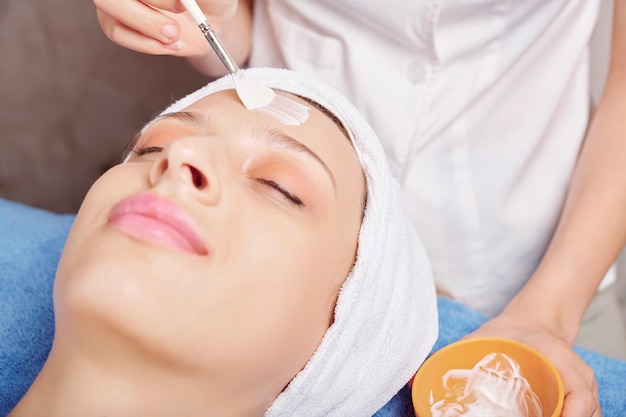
top-left (108, 193), bottom-right (208, 256)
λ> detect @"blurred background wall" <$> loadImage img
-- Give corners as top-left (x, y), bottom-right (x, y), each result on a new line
top-left (0, 0), bottom-right (207, 213)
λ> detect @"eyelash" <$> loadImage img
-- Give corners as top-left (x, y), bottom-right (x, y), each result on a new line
top-left (256, 179), bottom-right (304, 207)
top-left (133, 145), bottom-right (164, 156)
top-left (131, 145), bottom-right (304, 207)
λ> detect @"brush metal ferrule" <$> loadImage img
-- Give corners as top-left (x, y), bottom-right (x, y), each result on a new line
top-left (198, 21), bottom-right (239, 74)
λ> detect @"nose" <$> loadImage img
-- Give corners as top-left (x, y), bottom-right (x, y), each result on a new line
top-left (148, 137), bottom-right (222, 205)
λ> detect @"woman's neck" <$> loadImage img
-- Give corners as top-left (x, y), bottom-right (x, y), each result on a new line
top-left (9, 344), bottom-right (265, 417)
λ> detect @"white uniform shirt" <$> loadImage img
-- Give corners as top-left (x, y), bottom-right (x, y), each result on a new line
top-left (249, 0), bottom-right (614, 317)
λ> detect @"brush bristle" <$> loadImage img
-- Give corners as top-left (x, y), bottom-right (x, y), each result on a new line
top-left (232, 71), bottom-right (275, 110)
top-left (232, 70), bottom-right (310, 126)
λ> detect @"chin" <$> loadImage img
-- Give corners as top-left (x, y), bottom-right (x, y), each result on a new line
top-left (53, 233), bottom-right (212, 368)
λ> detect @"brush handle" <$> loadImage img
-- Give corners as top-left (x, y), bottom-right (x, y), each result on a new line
top-left (198, 22), bottom-right (240, 74)
top-left (179, 0), bottom-right (240, 74)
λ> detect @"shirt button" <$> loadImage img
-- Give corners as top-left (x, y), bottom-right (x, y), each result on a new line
top-left (407, 60), bottom-right (428, 83)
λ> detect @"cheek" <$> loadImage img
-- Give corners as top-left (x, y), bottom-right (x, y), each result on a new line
top-left (218, 204), bottom-right (336, 307)
top-left (249, 223), bottom-right (347, 324)
top-left (60, 170), bottom-right (136, 255)
top-left (234, 210), bottom-right (330, 275)
top-left (209, 231), bottom-right (340, 374)
top-left (55, 166), bottom-right (149, 298)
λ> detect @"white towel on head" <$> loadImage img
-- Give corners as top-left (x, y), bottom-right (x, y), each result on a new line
top-left (143, 68), bottom-right (438, 417)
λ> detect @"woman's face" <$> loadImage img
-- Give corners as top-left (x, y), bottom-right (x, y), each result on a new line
top-left (54, 89), bottom-right (365, 406)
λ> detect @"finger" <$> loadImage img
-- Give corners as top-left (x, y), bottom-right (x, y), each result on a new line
top-left (560, 373), bottom-right (601, 417)
top-left (143, 0), bottom-right (186, 11)
top-left (97, 12), bottom-right (184, 55)
top-left (94, 0), bottom-right (186, 15)
top-left (561, 390), bottom-right (600, 417)
top-left (94, 0), bottom-right (181, 44)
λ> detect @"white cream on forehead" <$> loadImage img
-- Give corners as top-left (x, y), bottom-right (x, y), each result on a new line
top-left (253, 91), bottom-right (311, 126)
top-left (430, 352), bottom-right (543, 417)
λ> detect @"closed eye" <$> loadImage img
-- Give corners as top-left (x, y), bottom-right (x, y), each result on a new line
top-left (133, 145), bottom-right (164, 156)
top-left (257, 179), bottom-right (304, 207)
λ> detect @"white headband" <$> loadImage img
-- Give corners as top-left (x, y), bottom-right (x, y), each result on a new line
top-left (142, 68), bottom-right (438, 416)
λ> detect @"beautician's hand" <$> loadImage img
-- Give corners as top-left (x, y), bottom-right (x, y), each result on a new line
top-left (93, 0), bottom-right (252, 75)
top-left (467, 311), bottom-right (601, 417)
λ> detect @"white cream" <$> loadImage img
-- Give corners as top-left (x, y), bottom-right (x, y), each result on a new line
top-left (254, 92), bottom-right (310, 126)
top-left (430, 352), bottom-right (542, 417)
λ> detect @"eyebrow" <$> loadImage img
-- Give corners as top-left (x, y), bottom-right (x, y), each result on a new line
top-left (156, 111), bottom-right (202, 125)
top-left (140, 111), bottom-right (337, 192)
top-left (123, 111), bottom-right (203, 159)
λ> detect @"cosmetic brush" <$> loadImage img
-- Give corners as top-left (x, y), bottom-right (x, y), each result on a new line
top-left (179, 0), bottom-right (309, 125)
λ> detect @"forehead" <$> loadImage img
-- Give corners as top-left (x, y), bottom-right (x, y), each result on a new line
top-left (182, 89), bottom-right (344, 137)
top-left (184, 89), bottom-right (360, 173)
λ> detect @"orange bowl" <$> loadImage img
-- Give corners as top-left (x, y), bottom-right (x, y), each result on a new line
top-left (412, 337), bottom-right (564, 417)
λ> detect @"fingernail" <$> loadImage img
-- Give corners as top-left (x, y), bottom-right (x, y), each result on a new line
top-left (161, 24), bottom-right (178, 40)
top-left (173, 1), bottom-right (186, 12)
top-left (165, 40), bottom-right (184, 51)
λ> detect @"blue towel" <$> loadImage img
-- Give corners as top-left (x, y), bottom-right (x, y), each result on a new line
top-left (1, 197), bottom-right (625, 416)
top-left (0, 199), bottom-right (73, 415)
